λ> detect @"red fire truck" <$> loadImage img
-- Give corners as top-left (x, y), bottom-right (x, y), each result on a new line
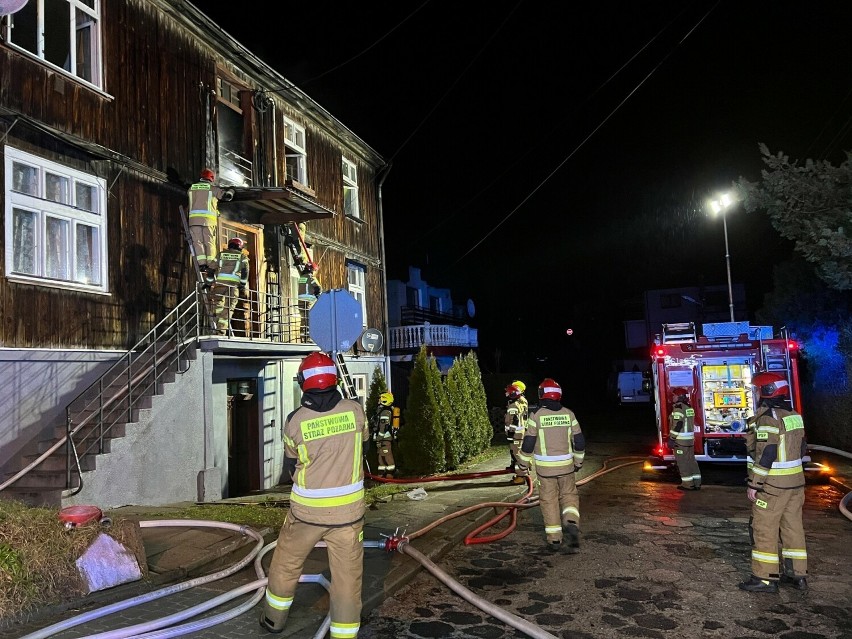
top-left (643, 321), bottom-right (827, 478)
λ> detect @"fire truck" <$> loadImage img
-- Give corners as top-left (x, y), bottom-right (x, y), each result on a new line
top-left (643, 321), bottom-right (827, 478)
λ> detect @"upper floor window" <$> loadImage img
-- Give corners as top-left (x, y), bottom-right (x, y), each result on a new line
top-left (283, 118), bottom-right (307, 186)
top-left (342, 157), bottom-right (360, 220)
top-left (4, 146), bottom-right (108, 292)
top-left (347, 261), bottom-right (367, 328)
top-left (6, 0), bottom-right (102, 89)
top-left (216, 75), bottom-right (252, 187)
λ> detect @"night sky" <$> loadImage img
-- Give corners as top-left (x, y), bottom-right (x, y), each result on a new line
top-left (192, 1), bottom-right (852, 399)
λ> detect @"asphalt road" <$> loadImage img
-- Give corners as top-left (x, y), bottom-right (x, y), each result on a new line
top-left (359, 406), bottom-right (852, 639)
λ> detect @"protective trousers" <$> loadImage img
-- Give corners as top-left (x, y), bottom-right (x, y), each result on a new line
top-left (749, 485), bottom-right (807, 580)
top-left (377, 440), bottom-right (395, 475)
top-left (210, 284), bottom-right (239, 334)
top-left (263, 515), bottom-right (364, 638)
top-left (188, 222), bottom-right (217, 272)
top-left (512, 433), bottom-right (529, 478)
top-left (538, 474), bottom-right (580, 543)
top-left (673, 444), bottom-right (701, 488)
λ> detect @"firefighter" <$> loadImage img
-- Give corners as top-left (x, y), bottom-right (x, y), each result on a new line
top-left (371, 392), bottom-right (397, 478)
top-left (186, 168), bottom-right (233, 283)
top-left (668, 387), bottom-right (701, 490)
top-left (210, 238), bottom-right (249, 335)
top-left (517, 378), bottom-right (585, 553)
top-left (260, 352), bottom-right (370, 636)
top-left (503, 384), bottom-right (526, 482)
top-left (738, 371), bottom-right (808, 593)
top-left (512, 380), bottom-right (529, 417)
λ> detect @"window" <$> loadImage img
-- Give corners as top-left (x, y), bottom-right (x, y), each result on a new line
top-left (347, 261), bottom-right (367, 328)
top-left (283, 118), bottom-right (307, 185)
top-left (4, 147), bottom-right (107, 292)
top-left (352, 374), bottom-right (367, 409)
top-left (342, 157), bottom-right (360, 220)
top-left (6, 0), bottom-right (102, 88)
top-left (660, 294), bottom-right (682, 310)
top-left (216, 76), bottom-right (252, 186)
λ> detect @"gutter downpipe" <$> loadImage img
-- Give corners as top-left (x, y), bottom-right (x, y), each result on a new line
top-left (376, 161), bottom-right (393, 384)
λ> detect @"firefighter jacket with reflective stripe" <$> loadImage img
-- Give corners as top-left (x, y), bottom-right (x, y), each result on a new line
top-left (373, 406), bottom-right (394, 441)
top-left (748, 405), bottom-right (807, 491)
top-left (518, 402), bottom-right (585, 478)
top-left (504, 399), bottom-right (525, 441)
top-left (669, 401), bottom-right (695, 444)
top-left (187, 181), bottom-right (225, 225)
top-left (214, 249), bottom-right (249, 287)
top-left (284, 394), bottom-right (370, 526)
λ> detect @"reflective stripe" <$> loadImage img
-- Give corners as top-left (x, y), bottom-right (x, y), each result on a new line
top-left (534, 453), bottom-right (573, 463)
top-left (292, 480), bottom-right (363, 499)
top-left (562, 506), bottom-right (579, 519)
top-left (302, 364), bottom-right (338, 379)
top-left (265, 589), bottom-right (293, 610)
top-left (770, 459), bottom-right (802, 469)
top-left (781, 548), bottom-right (807, 559)
top-left (545, 525), bottom-right (561, 534)
top-left (290, 487), bottom-right (364, 508)
top-left (752, 467), bottom-right (769, 477)
top-left (757, 426), bottom-right (779, 434)
top-left (752, 550), bottom-right (779, 565)
top-left (674, 433), bottom-right (694, 441)
top-left (330, 621), bottom-right (360, 638)
top-left (782, 414), bottom-right (804, 431)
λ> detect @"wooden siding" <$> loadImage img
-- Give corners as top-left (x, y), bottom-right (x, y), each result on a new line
top-left (0, 0), bottom-right (386, 350)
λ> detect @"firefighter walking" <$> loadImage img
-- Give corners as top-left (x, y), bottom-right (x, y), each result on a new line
top-left (209, 237), bottom-right (249, 335)
top-left (668, 387), bottom-right (701, 490)
top-left (371, 392), bottom-right (397, 478)
top-left (517, 378), bottom-right (585, 553)
top-left (260, 352), bottom-right (370, 637)
top-left (739, 371), bottom-right (808, 593)
top-left (504, 383), bottom-right (529, 484)
top-left (186, 168), bottom-right (233, 283)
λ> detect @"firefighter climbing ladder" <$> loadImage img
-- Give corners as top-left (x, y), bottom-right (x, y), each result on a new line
top-left (177, 204), bottom-right (217, 331)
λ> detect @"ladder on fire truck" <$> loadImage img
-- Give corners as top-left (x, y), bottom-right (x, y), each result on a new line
top-left (661, 322), bottom-right (697, 344)
top-left (758, 326), bottom-right (794, 385)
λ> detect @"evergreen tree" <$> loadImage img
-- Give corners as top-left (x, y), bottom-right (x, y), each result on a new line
top-left (461, 352), bottom-right (494, 453)
top-left (365, 366), bottom-right (387, 423)
top-left (444, 358), bottom-right (469, 467)
top-left (399, 346), bottom-right (446, 475)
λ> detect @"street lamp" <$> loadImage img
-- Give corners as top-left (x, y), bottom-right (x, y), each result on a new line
top-left (708, 192), bottom-right (736, 322)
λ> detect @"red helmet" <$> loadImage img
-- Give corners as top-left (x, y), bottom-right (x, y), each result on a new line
top-left (670, 387), bottom-right (689, 401)
top-left (505, 384), bottom-right (521, 400)
top-left (538, 378), bottom-right (562, 401)
top-left (228, 237), bottom-right (245, 251)
top-left (297, 352), bottom-right (338, 391)
top-left (752, 371), bottom-right (789, 399)
top-left (200, 168), bottom-right (215, 182)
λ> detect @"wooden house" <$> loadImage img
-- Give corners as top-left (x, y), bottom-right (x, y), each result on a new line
top-left (0, 0), bottom-right (390, 507)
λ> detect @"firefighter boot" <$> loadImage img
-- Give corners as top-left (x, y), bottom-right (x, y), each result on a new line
top-left (511, 475), bottom-right (526, 485)
top-left (259, 610), bottom-right (286, 634)
top-left (545, 541), bottom-right (562, 553)
top-left (780, 574), bottom-right (809, 590)
top-left (563, 523), bottom-right (580, 554)
top-left (738, 575), bottom-right (778, 593)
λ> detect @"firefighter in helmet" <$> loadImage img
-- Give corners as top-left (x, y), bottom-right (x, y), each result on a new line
top-left (739, 371), bottom-right (808, 593)
top-left (186, 168), bottom-right (234, 283)
top-left (210, 237), bottom-right (249, 335)
top-left (668, 387), bottom-right (701, 490)
top-left (371, 392), bottom-right (397, 478)
top-left (504, 383), bottom-right (526, 482)
top-left (517, 378), bottom-right (585, 553)
top-left (261, 352), bottom-right (370, 635)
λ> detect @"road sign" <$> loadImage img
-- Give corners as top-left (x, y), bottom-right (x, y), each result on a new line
top-left (309, 289), bottom-right (363, 352)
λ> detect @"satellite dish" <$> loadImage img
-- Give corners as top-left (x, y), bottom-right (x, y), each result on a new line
top-left (0, 0), bottom-right (28, 15)
top-left (466, 298), bottom-right (476, 318)
top-left (359, 328), bottom-right (384, 353)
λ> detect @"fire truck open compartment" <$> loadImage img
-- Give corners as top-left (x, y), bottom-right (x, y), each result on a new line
top-left (642, 321), bottom-right (832, 482)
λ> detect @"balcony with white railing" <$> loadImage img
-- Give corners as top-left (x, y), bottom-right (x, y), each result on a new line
top-left (389, 322), bottom-right (478, 350)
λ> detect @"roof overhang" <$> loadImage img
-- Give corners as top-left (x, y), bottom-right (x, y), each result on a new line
top-left (223, 187), bottom-right (336, 226)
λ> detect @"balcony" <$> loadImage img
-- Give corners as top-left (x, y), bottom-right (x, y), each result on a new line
top-left (400, 305), bottom-right (466, 326)
top-left (389, 323), bottom-right (478, 350)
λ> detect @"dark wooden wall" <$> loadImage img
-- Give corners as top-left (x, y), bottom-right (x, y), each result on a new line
top-left (0, 0), bottom-right (386, 350)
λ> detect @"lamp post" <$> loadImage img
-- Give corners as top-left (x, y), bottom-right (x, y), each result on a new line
top-left (708, 192), bottom-right (736, 322)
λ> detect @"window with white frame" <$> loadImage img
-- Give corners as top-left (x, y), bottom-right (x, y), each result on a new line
top-left (4, 147), bottom-right (108, 292)
top-left (352, 374), bottom-right (367, 409)
top-left (6, 0), bottom-right (102, 88)
top-left (283, 118), bottom-right (307, 185)
top-left (342, 157), bottom-right (360, 219)
top-left (347, 261), bottom-right (367, 328)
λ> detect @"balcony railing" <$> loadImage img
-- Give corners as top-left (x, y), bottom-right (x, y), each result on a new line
top-left (389, 323), bottom-right (478, 350)
top-left (400, 305), bottom-right (466, 325)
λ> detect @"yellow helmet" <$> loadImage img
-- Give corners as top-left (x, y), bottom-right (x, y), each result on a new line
top-left (379, 392), bottom-right (394, 406)
top-left (512, 380), bottom-right (526, 394)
